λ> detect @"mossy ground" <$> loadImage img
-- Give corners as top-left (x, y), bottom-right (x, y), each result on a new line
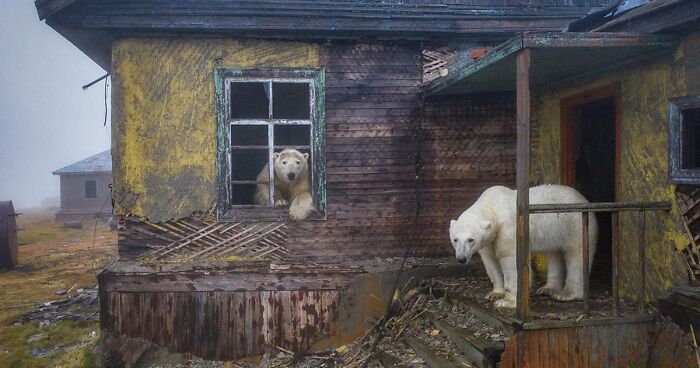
top-left (0, 209), bottom-right (116, 367)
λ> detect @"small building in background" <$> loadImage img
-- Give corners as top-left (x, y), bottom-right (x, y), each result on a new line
top-left (52, 150), bottom-right (112, 222)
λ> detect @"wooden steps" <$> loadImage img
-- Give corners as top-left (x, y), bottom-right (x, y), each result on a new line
top-left (405, 337), bottom-right (462, 368)
top-left (376, 351), bottom-right (407, 368)
top-left (433, 317), bottom-right (504, 368)
top-left (395, 287), bottom-right (511, 368)
top-left (658, 286), bottom-right (700, 334)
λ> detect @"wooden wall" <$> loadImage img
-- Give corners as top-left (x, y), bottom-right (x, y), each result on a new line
top-left (113, 39), bottom-right (517, 262)
top-left (529, 31), bottom-right (700, 298)
top-left (98, 265), bottom-right (360, 360)
top-left (498, 320), bottom-right (696, 368)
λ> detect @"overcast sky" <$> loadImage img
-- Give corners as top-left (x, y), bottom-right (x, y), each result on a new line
top-left (0, 0), bottom-right (111, 209)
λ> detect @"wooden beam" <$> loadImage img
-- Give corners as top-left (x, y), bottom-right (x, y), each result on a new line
top-left (515, 48), bottom-right (531, 323)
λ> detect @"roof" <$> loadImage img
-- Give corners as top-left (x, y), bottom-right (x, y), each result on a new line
top-left (424, 32), bottom-right (676, 96)
top-left (568, 0), bottom-right (700, 33)
top-left (52, 150), bottom-right (112, 175)
top-left (35, 0), bottom-right (607, 71)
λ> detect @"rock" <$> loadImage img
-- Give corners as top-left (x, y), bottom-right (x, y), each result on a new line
top-left (31, 346), bottom-right (54, 358)
top-left (27, 333), bottom-right (47, 343)
top-left (55, 289), bottom-right (67, 295)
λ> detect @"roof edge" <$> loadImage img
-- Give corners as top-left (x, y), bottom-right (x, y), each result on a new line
top-left (35, 0), bottom-right (81, 20)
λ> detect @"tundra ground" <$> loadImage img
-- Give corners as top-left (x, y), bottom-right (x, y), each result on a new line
top-left (0, 209), bottom-right (116, 368)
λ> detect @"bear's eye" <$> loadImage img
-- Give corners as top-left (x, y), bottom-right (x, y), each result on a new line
top-left (467, 238), bottom-right (474, 243)
top-left (282, 161), bottom-right (287, 165)
top-left (453, 238), bottom-right (458, 243)
top-left (296, 161), bottom-right (300, 164)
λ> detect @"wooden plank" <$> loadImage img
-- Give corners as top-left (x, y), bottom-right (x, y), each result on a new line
top-left (434, 318), bottom-right (503, 368)
top-left (405, 337), bottom-right (461, 368)
top-left (515, 48), bottom-right (531, 323)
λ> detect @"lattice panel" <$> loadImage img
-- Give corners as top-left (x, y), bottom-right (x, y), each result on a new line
top-left (134, 214), bottom-right (289, 262)
top-left (676, 185), bottom-right (700, 282)
top-left (422, 48), bottom-right (456, 83)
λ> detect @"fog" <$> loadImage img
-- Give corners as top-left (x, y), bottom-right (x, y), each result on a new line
top-left (0, 0), bottom-right (111, 209)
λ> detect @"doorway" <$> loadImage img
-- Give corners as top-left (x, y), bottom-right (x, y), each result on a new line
top-left (560, 84), bottom-right (620, 287)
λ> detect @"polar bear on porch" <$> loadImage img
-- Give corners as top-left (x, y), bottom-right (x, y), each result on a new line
top-left (255, 149), bottom-right (316, 221)
top-left (449, 185), bottom-right (598, 309)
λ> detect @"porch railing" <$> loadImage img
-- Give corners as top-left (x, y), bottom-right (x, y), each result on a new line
top-left (517, 201), bottom-right (672, 321)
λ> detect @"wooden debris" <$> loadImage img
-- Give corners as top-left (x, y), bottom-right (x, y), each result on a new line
top-left (132, 214), bottom-right (289, 262)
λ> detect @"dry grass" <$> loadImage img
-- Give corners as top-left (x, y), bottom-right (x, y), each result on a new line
top-left (0, 209), bottom-right (117, 367)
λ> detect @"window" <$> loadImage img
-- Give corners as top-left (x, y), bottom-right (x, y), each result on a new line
top-left (84, 179), bottom-right (97, 199)
top-left (215, 69), bottom-right (325, 220)
top-left (669, 96), bottom-right (700, 184)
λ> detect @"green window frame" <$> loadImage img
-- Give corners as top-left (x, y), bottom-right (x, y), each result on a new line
top-left (669, 96), bottom-right (700, 184)
top-left (215, 68), bottom-right (326, 221)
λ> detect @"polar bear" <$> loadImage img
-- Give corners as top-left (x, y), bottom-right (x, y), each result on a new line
top-left (255, 149), bottom-right (316, 221)
top-left (449, 185), bottom-right (597, 309)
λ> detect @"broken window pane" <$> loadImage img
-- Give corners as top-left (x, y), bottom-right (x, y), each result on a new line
top-left (231, 184), bottom-right (258, 205)
top-left (231, 125), bottom-right (268, 146)
top-left (231, 149), bottom-right (268, 182)
top-left (230, 82), bottom-right (269, 119)
top-left (272, 83), bottom-right (310, 119)
top-left (682, 108), bottom-right (700, 169)
top-left (274, 125), bottom-right (310, 147)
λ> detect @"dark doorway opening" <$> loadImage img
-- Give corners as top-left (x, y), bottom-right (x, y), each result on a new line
top-left (561, 85), bottom-right (619, 289)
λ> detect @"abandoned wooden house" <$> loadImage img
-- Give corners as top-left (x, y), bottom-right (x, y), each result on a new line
top-left (35, 0), bottom-right (700, 366)
top-left (52, 149), bottom-right (113, 221)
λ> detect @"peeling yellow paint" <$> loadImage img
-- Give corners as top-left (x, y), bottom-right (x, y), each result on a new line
top-left (531, 31), bottom-right (700, 299)
top-left (111, 38), bottom-right (320, 221)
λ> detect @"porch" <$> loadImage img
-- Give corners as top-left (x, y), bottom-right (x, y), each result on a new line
top-left (421, 31), bottom-right (696, 367)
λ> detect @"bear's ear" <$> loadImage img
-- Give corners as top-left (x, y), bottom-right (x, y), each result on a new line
top-left (479, 220), bottom-right (492, 231)
top-left (450, 219), bottom-right (457, 229)
top-left (273, 152), bottom-right (281, 160)
top-left (302, 153), bottom-right (309, 160)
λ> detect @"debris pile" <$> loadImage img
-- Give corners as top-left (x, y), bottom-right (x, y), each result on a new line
top-left (14, 286), bottom-right (99, 327)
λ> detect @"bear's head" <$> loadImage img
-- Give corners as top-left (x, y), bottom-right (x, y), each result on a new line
top-left (274, 149), bottom-right (309, 184)
top-left (449, 214), bottom-right (493, 264)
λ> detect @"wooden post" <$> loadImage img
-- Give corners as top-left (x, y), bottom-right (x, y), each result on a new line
top-left (612, 211), bottom-right (619, 316)
top-left (515, 48), bottom-right (531, 322)
top-left (639, 210), bottom-right (646, 314)
top-left (581, 212), bottom-right (590, 318)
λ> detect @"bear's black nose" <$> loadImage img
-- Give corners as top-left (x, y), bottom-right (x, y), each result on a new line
top-left (287, 173), bottom-right (296, 180)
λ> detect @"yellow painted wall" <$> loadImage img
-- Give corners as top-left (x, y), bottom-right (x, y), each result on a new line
top-left (111, 38), bottom-right (320, 221)
top-left (531, 31), bottom-right (700, 299)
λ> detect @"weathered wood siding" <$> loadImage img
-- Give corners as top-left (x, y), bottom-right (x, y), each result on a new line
top-left (98, 266), bottom-right (360, 360)
top-left (289, 42), bottom-right (425, 260)
top-left (529, 31), bottom-right (700, 298)
top-left (113, 39), bottom-right (518, 262)
top-left (420, 93), bottom-right (516, 233)
top-left (498, 320), bottom-right (696, 368)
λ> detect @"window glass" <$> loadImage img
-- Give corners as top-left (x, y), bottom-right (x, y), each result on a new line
top-left (272, 83), bottom-right (310, 119)
top-left (230, 149), bottom-right (268, 182)
top-left (682, 108), bottom-right (700, 169)
top-left (274, 125), bottom-right (311, 147)
top-left (230, 82), bottom-right (269, 119)
top-left (84, 180), bottom-right (97, 199)
top-left (231, 184), bottom-right (258, 205)
top-left (231, 125), bottom-right (268, 147)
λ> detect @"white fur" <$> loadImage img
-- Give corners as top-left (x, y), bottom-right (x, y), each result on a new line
top-left (255, 149), bottom-right (316, 220)
top-left (449, 185), bottom-right (598, 308)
